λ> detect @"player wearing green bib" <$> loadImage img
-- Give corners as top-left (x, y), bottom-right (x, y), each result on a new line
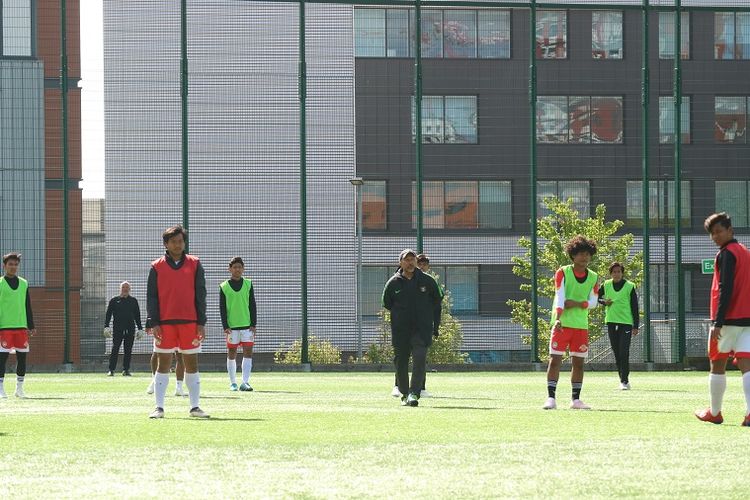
top-left (598, 262), bottom-right (639, 390)
top-left (219, 257), bottom-right (257, 392)
top-left (0, 253), bottom-right (36, 399)
top-left (543, 236), bottom-right (600, 410)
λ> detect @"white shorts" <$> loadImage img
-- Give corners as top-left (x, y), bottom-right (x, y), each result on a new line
top-left (710, 325), bottom-right (750, 360)
top-left (227, 329), bottom-right (255, 348)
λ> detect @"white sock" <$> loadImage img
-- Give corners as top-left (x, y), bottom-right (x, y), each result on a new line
top-left (16, 376), bottom-right (24, 389)
top-left (709, 373), bottom-right (727, 417)
top-left (742, 372), bottom-right (750, 416)
top-left (0, 378), bottom-right (4, 393)
top-left (242, 357), bottom-right (252, 385)
top-left (227, 358), bottom-right (237, 385)
top-left (185, 372), bottom-right (200, 409)
top-left (154, 372), bottom-right (169, 408)
top-left (176, 380), bottom-right (183, 391)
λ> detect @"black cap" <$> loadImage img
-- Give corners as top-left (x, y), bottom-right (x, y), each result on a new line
top-left (399, 248), bottom-right (417, 261)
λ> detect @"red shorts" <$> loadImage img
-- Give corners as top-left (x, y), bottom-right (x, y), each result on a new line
top-left (550, 327), bottom-right (589, 358)
top-left (0, 329), bottom-right (30, 353)
top-left (153, 324), bottom-right (201, 354)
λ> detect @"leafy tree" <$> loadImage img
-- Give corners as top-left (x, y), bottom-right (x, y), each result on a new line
top-left (507, 197), bottom-right (643, 360)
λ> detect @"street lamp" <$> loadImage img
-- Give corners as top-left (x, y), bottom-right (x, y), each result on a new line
top-left (349, 177), bottom-right (364, 360)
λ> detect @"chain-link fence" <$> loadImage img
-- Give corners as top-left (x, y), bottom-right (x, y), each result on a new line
top-left (6, 1), bottom-right (750, 367)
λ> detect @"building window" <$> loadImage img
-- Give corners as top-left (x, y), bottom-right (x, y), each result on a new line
top-left (478, 10), bottom-right (511, 58)
top-left (626, 180), bottom-right (691, 227)
top-left (537, 180), bottom-right (590, 218)
top-left (650, 264), bottom-right (692, 313)
top-left (412, 96), bottom-right (478, 144)
top-left (536, 10), bottom-right (567, 59)
top-left (714, 97), bottom-right (747, 144)
top-left (659, 12), bottom-right (690, 60)
top-left (2, 0), bottom-right (32, 56)
top-left (659, 96), bottom-right (691, 144)
top-left (362, 181), bottom-right (386, 230)
top-left (430, 266), bottom-right (479, 314)
top-left (354, 8), bottom-right (386, 57)
top-left (355, 8), bottom-right (511, 59)
top-left (715, 181), bottom-right (750, 228)
top-left (412, 180), bottom-right (512, 229)
top-left (592, 11), bottom-right (623, 59)
top-left (714, 12), bottom-right (750, 60)
top-left (537, 96), bottom-right (623, 144)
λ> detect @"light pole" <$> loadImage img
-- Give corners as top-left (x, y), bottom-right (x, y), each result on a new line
top-left (349, 177), bottom-right (364, 360)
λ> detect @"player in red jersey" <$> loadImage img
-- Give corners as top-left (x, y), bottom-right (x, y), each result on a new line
top-left (695, 213), bottom-right (750, 426)
top-left (146, 225), bottom-right (209, 419)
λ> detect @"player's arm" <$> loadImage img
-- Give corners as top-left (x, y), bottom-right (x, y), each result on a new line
top-left (219, 286), bottom-right (229, 331)
top-left (194, 261), bottom-right (207, 326)
top-left (26, 288), bottom-right (35, 332)
top-left (430, 276), bottom-right (442, 337)
top-left (248, 283), bottom-right (257, 329)
top-left (586, 282), bottom-right (599, 310)
top-left (133, 297), bottom-right (143, 330)
top-left (630, 287), bottom-right (640, 330)
top-left (382, 279), bottom-right (394, 311)
top-left (105, 297), bottom-right (114, 327)
top-left (145, 266), bottom-right (160, 328)
top-left (714, 249), bottom-right (736, 329)
top-left (551, 269), bottom-right (566, 322)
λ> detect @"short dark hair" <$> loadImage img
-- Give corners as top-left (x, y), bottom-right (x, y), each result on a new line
top-left (229, 256), bottom-right (244, 267)
top-left (704, 212), bottom-right (732, 233)
top-left (565, 235), bottom-right (597, 259)
top-left (2, 252), bottom-right (21, 265)
top-left (609, 262), bottom-right (624, 274)
top-left (162, 225), bottom-right (187, 244)
top-left (416, 253), bottom-right (429, 264)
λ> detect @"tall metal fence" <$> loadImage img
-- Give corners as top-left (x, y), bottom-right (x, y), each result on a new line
top-left (9, 0), bottom-right (750, 367)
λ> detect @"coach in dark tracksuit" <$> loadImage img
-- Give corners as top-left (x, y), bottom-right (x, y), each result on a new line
top-left (382, 249), bottom-right (442, 407)
top-left (105, 281), bottom-right (143, 376)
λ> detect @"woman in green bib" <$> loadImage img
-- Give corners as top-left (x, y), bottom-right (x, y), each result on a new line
top-left (598, 262), bottom-right (639, 390)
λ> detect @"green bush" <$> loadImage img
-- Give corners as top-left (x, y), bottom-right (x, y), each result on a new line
top-left (507, 197), bottom-right (643, 361)
top-left (274, 335), bottom-right (342, 364)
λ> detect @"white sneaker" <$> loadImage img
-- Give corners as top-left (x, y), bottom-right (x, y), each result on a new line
top-left (14, 387), bottom-right (25, 399)
top-left (0, 388), bottom-right (7, 399)
top-left (542, 397), bottom-right (557, 410)
top-left (146, 380), bottom-right (155, 395)
top-left (189, 407), bottom-right (210, 418)
top-left (174, 387), bottom-right (186, 397)
top-left (149, 407), bottom-right (164, 419)
top-left (570, 399), bottom-right (591, 410)
top-left (620, 382), bottom-right (631, 391)
top-left (420, 390), bottom-right (432, 398)
top-left (390, 386), bottom-right (401, 398)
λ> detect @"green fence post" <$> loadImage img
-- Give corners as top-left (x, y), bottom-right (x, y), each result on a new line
top-left (61, 0), bottom-right (71, 364)
top-left (299, 0), bottom-right (309, 365)
top-left (415, 0), bottom-right (424, 253)
top-left (673, 0), bottom-right (685, 363)
top-left (642, 0), bottom-right (652, 363)
top-left (181, 0), bottom-right (189, 247)
top-left (529, 1), bottom-right (539, 363)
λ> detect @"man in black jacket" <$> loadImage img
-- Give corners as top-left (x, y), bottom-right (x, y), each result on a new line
top-left (104, 281), bottom-right (143, 376)
top-left (382, 249), bottom-right (442, 407)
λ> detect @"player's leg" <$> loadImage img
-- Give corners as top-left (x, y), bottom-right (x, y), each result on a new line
top-left (408, 337), bottom-right (427, 406)
top-left (731, 327), bottom-right (750, 425)
top-left (393, 341), bottom-right (411, 404)
top-left (178, 325), bottom-right (208, 417)
top-left (543, 354), bottom-right (562, 409)
top-left (227, 346), bottom-right (238, 390)
top-left (175, 352), bottom-right (186, 396)
top-left (0, 350), bottom-right (9, 398)
top-left (108, 330), bottom-right (124, 375)
top-left (696, 326), bottom-right (736, 423)
top-left (14, 350), bottom-right (27, 398)
top-left (569, 355), bottom-right (590, 409)
top-left (146, 351), bottom-right (157, 394)
top-left (240, 343), bottom-right (253, 391)
top-left (150, 324), bottom-right (180, 418)
top-left (122, 330), bottom-right (135, 375)
top-left (619, 326), bottom-right (633, 388)
top-left (607, 323), bottom-right (622, 385)
top-left (391, 372), bottom-right (401, 398)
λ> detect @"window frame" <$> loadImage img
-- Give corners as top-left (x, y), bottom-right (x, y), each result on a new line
top-left (536, 95), bottom-right (623, 145)
top-left (658, 95), bottom-right (692, 145)
top-left (714, 96), bottom-right (748, 145)
top-left (536, 180), bottom-right (591, 218)
top-left (591, 10), bottom-right (623, 60)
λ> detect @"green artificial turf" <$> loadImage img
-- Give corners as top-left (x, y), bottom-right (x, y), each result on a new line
top-left (0, 371), bottom-right (747, 499)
